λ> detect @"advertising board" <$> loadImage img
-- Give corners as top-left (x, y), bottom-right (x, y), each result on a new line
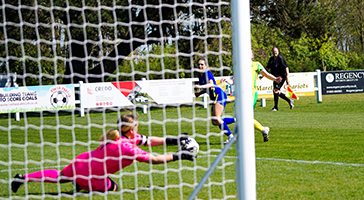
top-left (0, 85), bottom-right (75, 113)
top-left (80, 79), bottom-right (193, 109)
top-left (321, 70), bottom-right (364, 95)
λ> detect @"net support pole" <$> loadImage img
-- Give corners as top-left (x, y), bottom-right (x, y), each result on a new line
top-left (315, 69), bottom-right (322, 103)
top-left (231, 0), bottom-right (257, 200)
top-left (78, 81), bottom-right (85, 117)
top-left (15, 112), bottom-right (20, 121)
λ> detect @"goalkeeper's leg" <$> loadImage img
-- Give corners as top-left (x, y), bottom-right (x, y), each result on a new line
top-left (11, 169), bottom-right (68, 193)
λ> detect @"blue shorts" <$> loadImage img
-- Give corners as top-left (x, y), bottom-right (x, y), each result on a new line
top-left (210, 87), bottom-right (227, 109)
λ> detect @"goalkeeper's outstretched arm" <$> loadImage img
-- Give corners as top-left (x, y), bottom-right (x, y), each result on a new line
top-left (139, 133), bottom-right (189, 146)
top-left (147, 150), bottom-right (196, 164)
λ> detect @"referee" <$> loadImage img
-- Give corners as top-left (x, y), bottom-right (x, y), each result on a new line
top-left (264, 47), bottom-right (294, 111)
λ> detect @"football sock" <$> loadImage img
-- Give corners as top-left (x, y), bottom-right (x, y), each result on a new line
top-left (254, 119), bottom-right (264, 132)
top-left (279, 92), bottom-right (291, 103)
top-left (219, 122), bottom-right (232, 136)
top-left (25, 169), bottom-right (59, 183)
top-left (223, 117), bottom-right (236, 125)
top-left (274, 93), bottom-right (279, 108)
top-left (106, 178), bottom-right (112, 190)
top-left (107, 177), bottom-right (119, 191)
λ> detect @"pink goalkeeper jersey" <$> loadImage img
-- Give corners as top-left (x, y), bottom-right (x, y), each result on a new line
top-left (62, 133), bottom-right (150, 191)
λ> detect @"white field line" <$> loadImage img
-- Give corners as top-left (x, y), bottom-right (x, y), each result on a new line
top-left (217, 155), bottom-right (364, 167)
top-left (2, 156), bottom-right (363, 173)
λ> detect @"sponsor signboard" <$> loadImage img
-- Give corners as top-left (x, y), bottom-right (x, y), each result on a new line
top-left (321, 70), bottom-right (364, 95)
top-left (80, 82), bottom-right (134, 108)
top-left (256, 72), bottom-right (316, 98)
top-left (0, 85), bottom-right (75, 113)
top-left (80, 79), bottom-right (193, 109)
top-left (220, 72), bottom-right (316, 99)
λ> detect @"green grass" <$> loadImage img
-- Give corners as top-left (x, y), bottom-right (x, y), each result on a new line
top-left (1, 93), bottom-right (364, 199)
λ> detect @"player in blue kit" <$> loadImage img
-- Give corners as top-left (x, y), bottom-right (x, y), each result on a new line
top-left (194, 57), bottom-right (235, 144)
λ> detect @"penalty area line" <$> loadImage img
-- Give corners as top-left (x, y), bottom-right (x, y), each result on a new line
top-left (2, 157), bottom-right (363, 173)
top-left (206, 155), bottom-right (364, 167)
top-left (257, 157), bottom-right (364, 167)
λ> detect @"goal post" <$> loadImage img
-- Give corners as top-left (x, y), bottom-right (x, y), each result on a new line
top-left (230, 0), bottom-right (257, 199)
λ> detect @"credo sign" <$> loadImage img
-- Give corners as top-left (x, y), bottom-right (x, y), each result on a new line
top-left (80, 79), bottom-right (194, 109)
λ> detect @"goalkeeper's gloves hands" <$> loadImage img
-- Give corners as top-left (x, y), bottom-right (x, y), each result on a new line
top-left (172, 150), bottom-right (197, 161)
top-left (166, 132), bottom-right (189, 146)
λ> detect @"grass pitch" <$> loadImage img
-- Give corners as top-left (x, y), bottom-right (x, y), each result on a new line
top-left (0, 93), bottom-right (363, 199)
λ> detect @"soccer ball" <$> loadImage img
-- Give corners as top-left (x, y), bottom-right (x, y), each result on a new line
top-left (50, 91), bottom-right (68, 108)
top-left (181, 138), bottom-right (199, 155)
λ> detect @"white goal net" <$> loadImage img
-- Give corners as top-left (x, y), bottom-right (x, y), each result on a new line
top-left (0, 0), bottom-right (238, 199)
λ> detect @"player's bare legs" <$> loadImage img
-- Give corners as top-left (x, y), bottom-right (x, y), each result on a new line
top-left (211, 103), bottom-right (234, 143)
top-left (211, 103), bottom-right (224, 126)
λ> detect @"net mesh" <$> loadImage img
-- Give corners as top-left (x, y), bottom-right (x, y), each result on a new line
top-left (0, 0), bottom-right (236, 199)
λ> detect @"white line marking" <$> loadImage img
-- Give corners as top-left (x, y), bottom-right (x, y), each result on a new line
top-left (208, 155), bottom-right (364, 167)
top-left (256, 157), bottom-right (364, 167)
top-left (2, 156), bottom-right (363, 173)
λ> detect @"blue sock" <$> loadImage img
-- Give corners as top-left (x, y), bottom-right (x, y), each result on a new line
top-left (219, 122), bottom-right (232, 136)
top-left (223, 118), bottom-right (236, 125)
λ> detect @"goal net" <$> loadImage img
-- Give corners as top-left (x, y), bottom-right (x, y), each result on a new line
top-left (0, 0), bottom-right (238, 199)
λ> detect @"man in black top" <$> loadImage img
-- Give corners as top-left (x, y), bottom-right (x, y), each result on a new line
top-left (264, 47), bottom-right (294, 111)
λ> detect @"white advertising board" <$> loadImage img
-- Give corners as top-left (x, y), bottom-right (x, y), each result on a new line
top-left (256, 72), bottom-right (316, 98)
top-left (80, 79), bottom-right (194, 109)
top-left (214, 72), bottom-right (316, 99)
top-left (137, 79), bottom-right (193, 104)
top-left (0, 84), bottom-right (75, 113)
top-left (80, 82), bottom-right (134, 108)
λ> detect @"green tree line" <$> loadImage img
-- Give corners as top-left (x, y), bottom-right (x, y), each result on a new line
top-left (0, 0), bottom-right (363, 86)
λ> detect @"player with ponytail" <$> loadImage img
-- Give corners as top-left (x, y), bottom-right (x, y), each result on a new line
top-left (12, 114), bottom-right (195, 193)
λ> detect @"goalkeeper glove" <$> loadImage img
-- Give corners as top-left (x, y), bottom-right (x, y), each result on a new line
top-left (172, 150), bottom-right (197, 161)
top-left (166, 132), bottom-right (189, 146)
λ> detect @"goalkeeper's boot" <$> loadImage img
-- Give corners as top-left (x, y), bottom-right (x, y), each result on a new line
top-left (11, 173), bottom-right (25, 193)
top-left (74, 183), bottom-right (81, 192)
top-left (262, 127), bottom-right (270, 142)
top-left (289, 100), bottom-right (294, 109)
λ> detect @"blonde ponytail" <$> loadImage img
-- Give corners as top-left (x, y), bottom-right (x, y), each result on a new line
top-left (99, 129), bottom-right (120, 141)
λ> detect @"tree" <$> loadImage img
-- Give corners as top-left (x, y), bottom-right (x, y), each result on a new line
top-left (1, 0), bottom-right (232, 85)
top-left (329, 0), bottom-right (364, 53)
top-left (0, 0), bottom-right (66, 86)
top-left (60, 0), bottom-right (232, 84)
top-left (250, 0), bottom-right (336, 50)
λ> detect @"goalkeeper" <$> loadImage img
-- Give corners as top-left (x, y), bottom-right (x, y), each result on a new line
top-left (222, 50), bottom-right (282, 142)
top-left (12, 114), bottom-right (195, 193)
